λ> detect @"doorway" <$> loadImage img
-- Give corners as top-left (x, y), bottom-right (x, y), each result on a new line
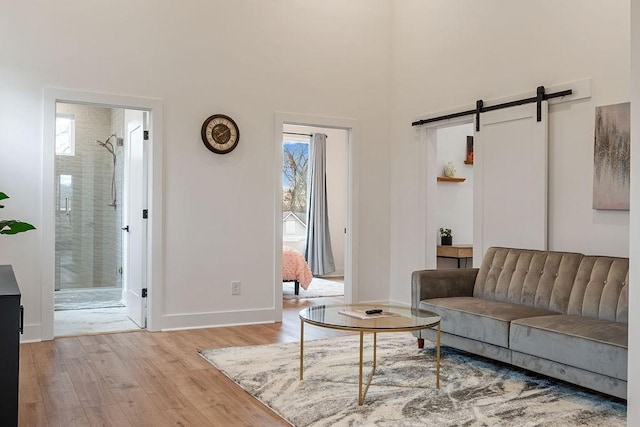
top-left (42, 88), bottom-right (163, 340)
top-left (52, 102), bottom-right (147, 336)
top-left (435, 123), bottom-right (474, 269)
top-left (274, 112), bottom-right (358, 319)
top-left (423, 102), bottom-right (549, 268)
top-left (281, 124), bottom-right (348, 299)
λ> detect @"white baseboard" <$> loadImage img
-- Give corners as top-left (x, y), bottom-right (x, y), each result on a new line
top-left (161, 307), bottom-right (279, 331)
top-left (387, 299), bottom-right (411, 307)
top-left (20, 324), bottom-right (43, 343)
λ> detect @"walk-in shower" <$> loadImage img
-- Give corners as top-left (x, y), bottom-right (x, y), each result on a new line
top-left (54, 103), bottom-right (125, 310)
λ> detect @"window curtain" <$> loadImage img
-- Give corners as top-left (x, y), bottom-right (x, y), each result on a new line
top-left (305, 133), bottom-right (335, 276)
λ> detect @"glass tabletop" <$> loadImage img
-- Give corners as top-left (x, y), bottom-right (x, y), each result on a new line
top-left (299, 304), bottom-right (440, 332)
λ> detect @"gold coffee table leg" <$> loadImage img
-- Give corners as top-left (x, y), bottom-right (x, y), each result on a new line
top-left (373, 332), bottom-right (377, 370)
top-left (358, 332), bottom-right (364, 404)
top-left (358, 332), bottom-right (378, 405)
top-left (300, 319), bottom-right (304, 380)
top-left (436, 322), bottom-right (441, 388)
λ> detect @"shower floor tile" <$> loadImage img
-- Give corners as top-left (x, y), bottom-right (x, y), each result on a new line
top-left (55, 287), bottom-right (124, 311)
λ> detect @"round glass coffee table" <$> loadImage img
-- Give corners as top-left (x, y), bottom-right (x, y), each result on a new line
top-left (299, 304), bottom-right (441, 405)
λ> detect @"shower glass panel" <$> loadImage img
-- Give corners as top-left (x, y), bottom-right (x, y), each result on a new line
top-left (54, 103), bottom-right (124, 309)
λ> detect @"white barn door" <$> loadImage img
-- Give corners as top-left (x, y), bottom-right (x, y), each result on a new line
top-left (473, 102), bottom-right (548, 266)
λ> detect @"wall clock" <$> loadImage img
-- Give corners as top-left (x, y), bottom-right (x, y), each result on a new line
top-left (201, 114), bottom-right (240, 154)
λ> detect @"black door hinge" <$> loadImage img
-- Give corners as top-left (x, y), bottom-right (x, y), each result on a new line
top-left (143, 130), bottom-right (149, 140)
top-left (142, 288), bottom-right (148, 298)
top-left (142, 209), bottom-right (148, 219)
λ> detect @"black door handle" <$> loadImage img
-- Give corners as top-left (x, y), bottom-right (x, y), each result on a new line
top-left (122, 226), bottom-right (129, 232)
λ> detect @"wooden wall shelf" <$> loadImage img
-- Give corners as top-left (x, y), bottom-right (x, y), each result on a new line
top-left (437, 176), bottom-right (466, 183)
top-left (464, 160), bottom-right (474, 165)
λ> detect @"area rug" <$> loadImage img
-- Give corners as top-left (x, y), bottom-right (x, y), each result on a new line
top-left (199, 334), bottom-right (626, 426)
top-left (283, 277), bottom-right (344, 299)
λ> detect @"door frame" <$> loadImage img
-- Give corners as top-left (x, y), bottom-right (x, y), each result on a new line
top-left (42, 88), bottom-right (164, 339)
top-left (274, 112), bottom-right (359, 318)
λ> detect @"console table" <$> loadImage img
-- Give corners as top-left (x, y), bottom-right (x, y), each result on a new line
top-left (437, 245), bottom-right (473, 268)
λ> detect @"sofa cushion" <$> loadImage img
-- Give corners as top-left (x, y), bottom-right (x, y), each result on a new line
top-left (419, 297), bottom-right (559, 348)
top-left (567, 256), bottom-right (629, 323)
top-left (510, 315), bottom-right (627, 380)
top-left (474, 247), bottom-right (583, 314)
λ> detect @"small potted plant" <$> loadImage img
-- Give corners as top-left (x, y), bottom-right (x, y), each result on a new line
top-left (439, 228), bottom-right (452, 246)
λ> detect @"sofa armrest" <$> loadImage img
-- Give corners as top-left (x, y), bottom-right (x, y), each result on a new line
top-left (411, 268), bottom-right (479, 308)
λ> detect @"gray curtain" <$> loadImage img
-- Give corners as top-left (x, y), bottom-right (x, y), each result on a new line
top-left (305, 133), bottom-right (335, 276)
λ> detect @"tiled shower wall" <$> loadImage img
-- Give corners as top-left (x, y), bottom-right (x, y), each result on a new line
top-left (55, 103), bottom-right (124, 289)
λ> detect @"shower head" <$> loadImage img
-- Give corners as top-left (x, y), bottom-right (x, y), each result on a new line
top-left (94, 136), bottom-right (116, 156)
top-left (93, 135), bottom-right (118, 209)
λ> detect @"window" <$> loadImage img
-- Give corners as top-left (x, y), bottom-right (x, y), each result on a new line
top-left (282, 140), bottom-right (309, 217)
top-left (55, 114), bottom-right (75, 156)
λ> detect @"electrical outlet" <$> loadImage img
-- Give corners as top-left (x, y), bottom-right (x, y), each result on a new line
top-left (231, 281), bottom-right (241, 295)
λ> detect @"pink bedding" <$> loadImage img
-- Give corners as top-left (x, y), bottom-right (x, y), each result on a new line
top-left (283, 246), bottom-right (313, 290)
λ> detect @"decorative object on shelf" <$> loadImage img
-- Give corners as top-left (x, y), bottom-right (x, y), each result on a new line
top-left (465, 135), bottom-right (474, 165)
top-left (439, 227), bottom-right (452, 246)
top-left (0, 193), bottom-right (35, 235)
top-left (593, 102), bottom-right (630, 210)
top-left (201, 114), bottom-right (240, 154)
top-left (443, 162), bottom-right (456, 177)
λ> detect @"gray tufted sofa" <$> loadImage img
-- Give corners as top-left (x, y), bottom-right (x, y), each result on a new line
top-left (412, 246), bottom-right (628, 399)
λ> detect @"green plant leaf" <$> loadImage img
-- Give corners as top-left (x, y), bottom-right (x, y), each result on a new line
top-left (0, 193), bottom-right (36, 235)
top-left (0, 220), bottom-right (36, 235)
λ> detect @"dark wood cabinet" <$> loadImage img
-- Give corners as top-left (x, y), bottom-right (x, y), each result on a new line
top-left (0, 265), bottom-right (22, 426)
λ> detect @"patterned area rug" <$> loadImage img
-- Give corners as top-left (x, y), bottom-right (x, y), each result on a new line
top-left (199, 334), bottom-right (626, 426)
top-left (283, 277), bottom-right (344, 299)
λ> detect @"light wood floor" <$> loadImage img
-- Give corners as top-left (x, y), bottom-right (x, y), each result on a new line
top-left (19, 296), bottom-right (352, 426)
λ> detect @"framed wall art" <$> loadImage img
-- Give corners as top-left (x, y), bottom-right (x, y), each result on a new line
top-left (593, 102), bottom-right (630, 210)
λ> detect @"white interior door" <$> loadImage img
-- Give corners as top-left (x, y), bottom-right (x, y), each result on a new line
top-left (123, 110), bottom-right (147, 327)
top-left (473, 102), bottom-right (548, 266)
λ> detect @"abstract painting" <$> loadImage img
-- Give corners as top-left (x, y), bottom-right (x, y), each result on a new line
top-left (593, 102), bottom-right (630, 210)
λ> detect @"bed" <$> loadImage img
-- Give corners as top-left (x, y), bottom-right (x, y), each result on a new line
top-left (282, 246), bottom-right (313, 295)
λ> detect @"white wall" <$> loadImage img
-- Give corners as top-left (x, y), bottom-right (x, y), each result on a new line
top-left (2, 0), bottom-right (632, 352)
top-left (389, 0), bottom-right (630, 304)
top-left (0, 0), bottom-right (392, 339)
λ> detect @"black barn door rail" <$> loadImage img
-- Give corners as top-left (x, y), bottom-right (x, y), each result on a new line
top-left (411, 86), bottom-right (573, 131)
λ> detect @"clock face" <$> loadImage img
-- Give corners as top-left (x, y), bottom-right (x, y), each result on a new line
top-left (201, 114), bottom-right (239, 154)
